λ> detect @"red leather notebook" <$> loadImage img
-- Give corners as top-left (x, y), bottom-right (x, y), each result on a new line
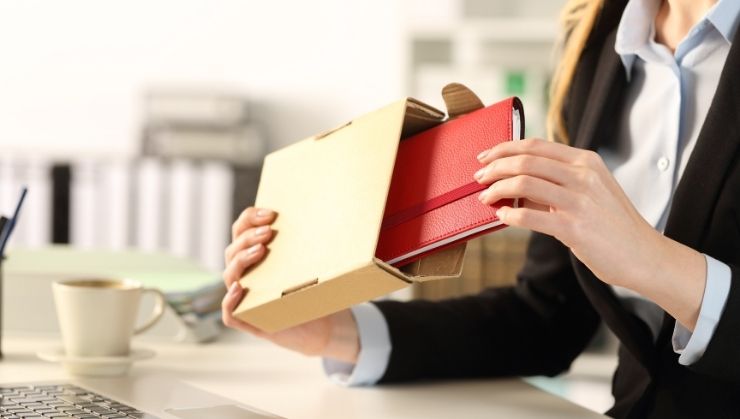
top-left (375, 96), bottom-right (524, 267)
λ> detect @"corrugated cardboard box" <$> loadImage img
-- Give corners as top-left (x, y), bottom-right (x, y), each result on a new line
top-left (234, 84), bottom-right (486, 332)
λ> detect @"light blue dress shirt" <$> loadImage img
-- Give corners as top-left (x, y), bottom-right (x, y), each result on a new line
top-left (324, 0), bottom-right (740, 385)
top-left (608, 0), bottom-right (738, 364)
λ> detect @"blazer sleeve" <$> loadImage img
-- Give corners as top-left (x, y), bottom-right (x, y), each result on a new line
top-left (374, 232), bottom-right (601, 383)
top-left (688, 263), bottom-right (740, 381)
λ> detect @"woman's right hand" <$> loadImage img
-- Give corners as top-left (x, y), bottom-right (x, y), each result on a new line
top-left (222, 206), bottom-right (360, 364)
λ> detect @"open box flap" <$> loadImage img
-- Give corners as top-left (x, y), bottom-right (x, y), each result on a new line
top-left (374, 243), bottom-right (466, 283)
top-left (397, 244), bottom-right (466, 281)
top-left (235, 98), bottom-right (445, 312)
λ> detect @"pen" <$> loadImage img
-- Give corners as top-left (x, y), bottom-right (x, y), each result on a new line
top-left (0, 216), bottom-right (5, 358)
top-left (0, 217), bottom-right (8, 244)
top-left (0, 187), bottom-right (28, 257)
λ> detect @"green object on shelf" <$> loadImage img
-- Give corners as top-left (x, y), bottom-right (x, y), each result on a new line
top-left (505, 71), bottom-right (527, 96)
top-left (5, 245), bottom-right (218, 293)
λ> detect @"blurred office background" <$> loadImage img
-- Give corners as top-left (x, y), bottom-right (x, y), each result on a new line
top-left (0, 0), bottom-right (563, 266)
top-left (0, 0), bottom-right (616, 412)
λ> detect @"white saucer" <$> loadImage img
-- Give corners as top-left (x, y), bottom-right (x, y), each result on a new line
top-left (37, 347), bottom-right (156, 377)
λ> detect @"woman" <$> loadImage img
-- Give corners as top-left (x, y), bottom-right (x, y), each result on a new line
top-left (221, 0), bottom-right (740, 417)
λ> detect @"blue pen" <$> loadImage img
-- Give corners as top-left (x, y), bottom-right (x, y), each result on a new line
top-left (0, 186), bottom-right (28, 257)
top-left (0, 188), bottom-right (24, 359)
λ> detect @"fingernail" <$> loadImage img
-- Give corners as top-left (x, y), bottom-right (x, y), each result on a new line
top-left (477, 150), bottom-right (489, 161)
top-left (229, 281), bottom-right (240, 295)
top-left (254, 226), bottom-right (269, 236)
top-left (496, 208), bottom-right (506, 221)
top-left (478, 191), bottom-right (488, 202)
top-left (256, 208), bottom-right (274, 218)
top-left (474, 168), bottom-right (486, 181)
top-left (246, 244), bottom-right (262, 255)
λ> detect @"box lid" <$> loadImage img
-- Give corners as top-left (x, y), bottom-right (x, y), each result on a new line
top-left (237, 98), bottom-right (445, 308)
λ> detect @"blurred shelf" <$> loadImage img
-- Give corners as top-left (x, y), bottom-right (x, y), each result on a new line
top-left (409, 18), bottom-right (558, 43)
top-left (406, 7), bottom-right (557, 151)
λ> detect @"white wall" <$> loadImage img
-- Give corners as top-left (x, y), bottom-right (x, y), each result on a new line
top-left (0, 0), bottom-right (406, 158)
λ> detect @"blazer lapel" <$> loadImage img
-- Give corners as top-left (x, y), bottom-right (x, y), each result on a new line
top-left (662, 30), bottom-right (740, 250)
top-left (573, 30), bottom-right (624, 151)
top-left (569, 29), bottom-right (658, 369)
top-left (655, 26), bottom-right (740, 347)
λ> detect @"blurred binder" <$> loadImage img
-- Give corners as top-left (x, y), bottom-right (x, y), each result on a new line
top-left (142, 88), bottom-right (266, 167)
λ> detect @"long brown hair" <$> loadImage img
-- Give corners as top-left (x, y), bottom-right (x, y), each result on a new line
top-left (547, 0), bottom-right (605, 143)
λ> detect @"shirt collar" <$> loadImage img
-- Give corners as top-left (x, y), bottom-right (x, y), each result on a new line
top-left (614, 0), bottom-right (740, 77)
top-left (706, 0), bottom-right (740, 43)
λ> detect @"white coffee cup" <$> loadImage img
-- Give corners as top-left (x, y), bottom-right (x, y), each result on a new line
top-left (52, 278), bottom-right (166, 358)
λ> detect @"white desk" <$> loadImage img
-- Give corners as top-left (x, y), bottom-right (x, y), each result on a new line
top-left (0, 331), bottom-right (607, 419)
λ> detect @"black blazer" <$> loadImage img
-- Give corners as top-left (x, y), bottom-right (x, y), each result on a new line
top-left (373, 1), bottom-right (740, 417)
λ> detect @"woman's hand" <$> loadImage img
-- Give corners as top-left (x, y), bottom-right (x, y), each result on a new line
top-left (475, 139), bottom-right (706, 330)
top-left (221, 206), bottom-right (360, 363)
top-left (223, 207), bottom-right (276, 288)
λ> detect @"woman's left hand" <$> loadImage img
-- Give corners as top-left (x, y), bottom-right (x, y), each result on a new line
top-left (475, 138), bottom-right (706, 329)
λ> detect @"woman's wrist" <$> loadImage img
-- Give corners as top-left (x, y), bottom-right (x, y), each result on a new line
top-left (630, 229), bottom-right (706, 331)
top-left (322, 309), bottom-right (360, 364)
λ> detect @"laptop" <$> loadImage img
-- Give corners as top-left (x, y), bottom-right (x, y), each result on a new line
top-left (0, 374), bottom-right (284, 418)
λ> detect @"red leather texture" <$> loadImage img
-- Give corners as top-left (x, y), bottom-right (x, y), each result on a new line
top-left (375, 96), bottom-right (523, 266)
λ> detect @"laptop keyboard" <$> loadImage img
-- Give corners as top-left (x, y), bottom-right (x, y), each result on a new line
top-left (0, 384), bottom-right (160, 419)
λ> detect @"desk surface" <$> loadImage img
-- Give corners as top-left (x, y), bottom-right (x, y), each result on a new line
top-left (1, 332), bottom-right (606, 419)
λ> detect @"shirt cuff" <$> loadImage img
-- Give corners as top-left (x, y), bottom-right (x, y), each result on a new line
top-left (672, 254), bottom-right (732, 365)
top-left (322, 302), bottom-right (392, 386)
